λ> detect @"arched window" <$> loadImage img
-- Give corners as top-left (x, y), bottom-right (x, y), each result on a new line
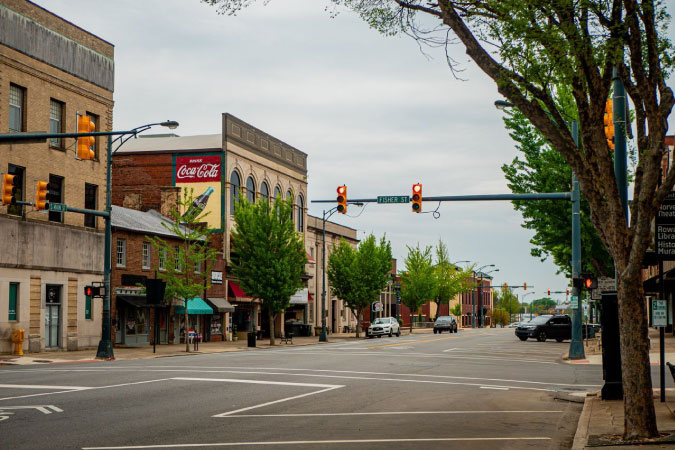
top-left (260, 181), bottom-right (269, 204)
top-left (230, 171), bottom-right (240, 215)
top-left (297, 195), bottom-right (304, 232)
top-left (246, 176), bottom-right (255, 203)
top-left (273, 186), bottom-right (281, 202)
top-left (287, 190), bottom-right (294, 221)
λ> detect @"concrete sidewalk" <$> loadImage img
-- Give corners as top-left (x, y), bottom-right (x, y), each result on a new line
top-left (564, 328), bottom-right (675, 365)
top-left (0, 328), bottom-right (434, 365)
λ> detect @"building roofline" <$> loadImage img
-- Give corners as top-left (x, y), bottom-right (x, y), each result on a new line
top-left (26, 0), bottom-right (115, 47)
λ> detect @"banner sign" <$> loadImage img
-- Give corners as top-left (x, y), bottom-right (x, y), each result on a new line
top-left (655, 192), bottom-right (675, 260)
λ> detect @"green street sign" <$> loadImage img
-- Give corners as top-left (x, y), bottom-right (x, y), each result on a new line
top-left (49, 203), bottom-right (67, 213)
top-left (570, 295), bottom-right (579, 309)
top-left (377, 195), bottom-right (410, 204)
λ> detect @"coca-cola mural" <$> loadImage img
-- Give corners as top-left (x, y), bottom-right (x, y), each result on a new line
top-left (174, 155), bottom-right (223, 229)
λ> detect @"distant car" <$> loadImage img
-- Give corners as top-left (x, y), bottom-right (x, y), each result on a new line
top-left (433, 316), bottom-right (458, 334)
top-left (515, 314), bottom-right (571, 342)
top-left (367, 317), bottom-right (400, 338)
top-left (507, 322), bottom-right (520, 328)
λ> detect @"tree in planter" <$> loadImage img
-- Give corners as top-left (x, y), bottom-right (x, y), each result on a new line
top-left (230, 195), bottom-right (306, 346)
top-left (400, 245), bottom-right (436, 332)
top-left (433, 240), bottom-right (474, 320)
top-left (147, 188), bottom-right (219, 353)
top-left (327, 234), bottom-right (392, 338)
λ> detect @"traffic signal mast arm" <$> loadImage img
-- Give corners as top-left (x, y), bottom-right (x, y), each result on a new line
top-left (313, 192), bottom-right (572, 203)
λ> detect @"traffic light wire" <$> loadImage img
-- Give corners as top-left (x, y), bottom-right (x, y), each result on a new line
top-left (346, 202), bottom-right (369, 218)
top-left (420, 201), bottom-right (442, 219)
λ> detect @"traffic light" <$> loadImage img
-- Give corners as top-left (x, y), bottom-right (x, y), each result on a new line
top-left (412, 183), bottom-right (422, 213)
top-left (84, 285), bottom-right (104, 297)
top-left (566, 288), bottom-right (570, 295)
top-left (77, 115), bottom-right (96, 160)
top-left (547, 289), bottom-right (551, 296)
top-left (604, 99), bottom-right (615, 151)
top-left (2, 174), bottom-right (16, 206)
top-left (584, 274), bottom-right (598, 290)
top-left (336, 185), bottom-right (347, 214)
top-left (35, 181), bottom-right (49, 211)
top-left (503, 282), bottom-right (508, 290)
top-left (523, 282), bottom-right (527, 290)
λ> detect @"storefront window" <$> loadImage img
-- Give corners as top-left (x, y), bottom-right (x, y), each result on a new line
top-left (211, 314), bottom-right (223, 334)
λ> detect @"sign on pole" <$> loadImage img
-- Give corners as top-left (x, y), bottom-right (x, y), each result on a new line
top-left (655, 192), bottom-right (675, 260)
top-left (377, 196), bottom-right (410, 204)
top-left (48, 202), bottom-right (67, 213)
top-left (570, 295), bottom-right (579, 309)
top-left (652, 299), bottom-right (667, 327)
top-left (372, 301), bottom-right (383, 312)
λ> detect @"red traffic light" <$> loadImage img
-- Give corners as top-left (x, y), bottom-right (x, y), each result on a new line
top-left (84, 285), bottom-right (104, 297)
top-left (336, 185), bottom-right (347, 214)
top-left (547, 289), bottom-right (551, 296)
top-left (412, 183), bottom-right (422, 213)
top-left (585, 278), bottom-right (593, 289)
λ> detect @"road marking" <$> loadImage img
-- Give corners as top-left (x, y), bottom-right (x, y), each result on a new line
top-left (224, 410), bottom-right (564, 417)
top-left (0, 378), bottom-right (171, 402)
top-left (0, 384), bottom-right (89, 390)
top-left (442, 348), bottom-right (456, 352)
top-left (480, 386), bottom-right (509, 390)
top-left (0, 404), bottom-right (63, 414)
top-left (366, 333), bottom-right (492, 349)
top-left (83, 437), bottom-right (552, 449)
top-left (281, 349), bottom-right (560, 364)
top-left (214, 386), bottom-right (340, 417)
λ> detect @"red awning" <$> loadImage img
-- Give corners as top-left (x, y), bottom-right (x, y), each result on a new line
top-left (306, 251), bottom-right (315, 264)
top-left (229, 282), bottom-right (251, 299)
top-left (308, 293), bottom-right (313, 302)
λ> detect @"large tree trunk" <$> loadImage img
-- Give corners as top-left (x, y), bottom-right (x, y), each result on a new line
top-left (269, 311), bottom-right (276, 346)
top-left (618, 270), bottom-right (658, 440)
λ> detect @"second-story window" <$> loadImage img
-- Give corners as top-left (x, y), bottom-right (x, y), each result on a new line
top-left (9, 84), bottom-right (25, 132)
top-left (297, 195), bottom-right (304, 232)
top-left (159, 248), bottom-right (166, 271)
top-left (229, 171), bottom-right (240, 215)
top-left (49, 99), bottom-right (64, 148)
top-left (116, 239), bottom-right (126, 267)
top-left (246, 176), bottom-right (255, 203)
top-left (48, 174), bottom-right (64, 223)
top-left (84, 183), bottom-right (97, 228)
top-left (142, 242), bottom-right (151, 270)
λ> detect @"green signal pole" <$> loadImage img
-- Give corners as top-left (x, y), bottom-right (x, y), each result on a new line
top-left (569, 120), bottom-right (585, 359)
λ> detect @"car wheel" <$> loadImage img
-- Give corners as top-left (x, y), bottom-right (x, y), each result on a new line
top-left (389, 331), bottom-right (393, 337)
top-left (396, 330), bottom-right (401, 337)
top-left (555, 338), bottom-right (564, 342)
top-left (377, 335), bottom-right (382, 338)
top-left (434, 329), bottom-right (437, 334)
top-left (537, 331), bottom-right (547, 342)
top-left (518, 336), bottom-right (528, 341)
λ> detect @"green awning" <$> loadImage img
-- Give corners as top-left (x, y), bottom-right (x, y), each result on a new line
top-left (174, 297), bottom-right (213, 315)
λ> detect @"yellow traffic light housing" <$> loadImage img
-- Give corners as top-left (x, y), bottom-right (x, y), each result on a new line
top-left (524, 282), bottom-right (527, 290)
top-left (77, 115), bottom-right (96, 160)
top-left (2, 174), bottom-right (16, 206)
top-left (604, 99), bottom-right (615, 151)
top-left (503, 282), bottom-right (508, 290)
top-left (337, 185), bottom-right (347, 214)
top-left (412, 183), bottom-right (422, 213)
top-left (35, 181), bottom-right (49, 211)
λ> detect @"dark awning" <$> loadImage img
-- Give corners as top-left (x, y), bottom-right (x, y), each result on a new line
top-left (117, 295), bottom-right (150, 308)
top-left (205, 297), bottom-right (235, 313)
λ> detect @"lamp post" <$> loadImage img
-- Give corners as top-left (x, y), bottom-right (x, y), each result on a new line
top-left (494, 100), bottom-right (584, 359)
top-left (96, 121), bottom-right (179, 360)
top-left (473, 264), bottom-right (494, 328)
top-left (478, 268), bottom-right (498, 327)
top-left (521, 291), bottom-right (535, 321)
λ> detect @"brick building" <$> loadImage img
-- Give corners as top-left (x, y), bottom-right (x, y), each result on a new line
top-left (112, 114), bottom-right (308, 340)
top-left (0, 0), bottom-right (114, 353)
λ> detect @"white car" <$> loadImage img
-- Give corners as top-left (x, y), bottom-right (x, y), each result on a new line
top-left (367, 317), bottom-right (401, 338)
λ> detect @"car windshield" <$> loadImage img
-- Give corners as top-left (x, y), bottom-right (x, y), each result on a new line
top-left (436, 317), bottom-right (452, 322)
top-left (372, 318), bottom-right (388, 324)
top-left (528, 316), bottom-right (551, 325)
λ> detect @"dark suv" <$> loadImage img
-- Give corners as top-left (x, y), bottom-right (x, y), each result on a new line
top-left (515, 314), bottom-right (571, 342)
top-left (433, 316), bottom-right (458, 334)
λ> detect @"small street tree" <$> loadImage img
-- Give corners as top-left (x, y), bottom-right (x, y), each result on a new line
top-left (450, 303), bottom-right (462, 317)
top-left (494, 288), bottom-right (521, 324)
top-left (491, 308), bottom-right (510, 328)
top-left (148, 189), bottom-right (218, 352)
top-left (532, 298), bottom-right (557, 315)
top-left (432, 240), bottom-right (474, 320)
top-left (400, 245), bottom-right (436, 332)
top-left (231, 196), bottom-right (307, 346)
top-left (327, 234), bottom-right (392, 338)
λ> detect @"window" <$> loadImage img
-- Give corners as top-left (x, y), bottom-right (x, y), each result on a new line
top-left (142, 242), bottom-right (151, 270)
top-left (7, 164), bottom-right (24, 216)
top-left (195, 260), bottom-right (201, 273)
top-left (48, 174), bottom-right (64, 223)
top-left (287, 190), bottom-right (293, 221)
top-left (85, 293), bottom-right (92, 320)
top-left (260, 181), bottom-right (269, 204)
top-left (86, 112), bottom-right (100, 159)
top-left (273, 186), bottom-right (281, 201)
top-left (230, 171), bottom-right (241, 215)
top-left (246, 176), bottom-right (255, 203)
top-left (49, 99), bottom-right (64, 148)
top-left (116, 239), bottom-right (126, 267)
top-left (159, 248), bottom-right (166, 271)
top-left (84, 183), bottom-right (97, 228)
top-left (9, 84), bottom-right (25, 132)
top-left (9, 283), bottom-right (18, 321)
top-left (174, 246), bottom-right (182, 271)
top-left (297, 195), bottom-right (304, 232)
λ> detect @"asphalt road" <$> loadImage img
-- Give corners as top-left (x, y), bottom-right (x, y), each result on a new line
top-left (0, 329), bottom-right (610, 449)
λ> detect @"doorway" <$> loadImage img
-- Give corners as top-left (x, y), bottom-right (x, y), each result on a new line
top-left (45, 285), bottom-right (61, 348)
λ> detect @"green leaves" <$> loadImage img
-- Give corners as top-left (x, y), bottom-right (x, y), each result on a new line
top-left (400, 244), bottom-right (436, 315)
top-left (231, 194), bottom-right (307, 315)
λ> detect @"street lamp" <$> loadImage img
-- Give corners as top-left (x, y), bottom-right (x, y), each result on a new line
top-left (478, 268), bottom-right (499, 328)
top-left (472, 264), bottom-right (494, 328)
top-left (521, 291), bottom-right (535, 320)
top-left (96, 121), bottom-right (179, 360)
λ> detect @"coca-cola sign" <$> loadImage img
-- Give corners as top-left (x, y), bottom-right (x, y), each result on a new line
top-left (175, 155), bottom-right (221, 182)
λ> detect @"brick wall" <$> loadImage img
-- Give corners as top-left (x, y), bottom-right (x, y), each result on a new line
top-left (112, 153), bottom-right (173, 211)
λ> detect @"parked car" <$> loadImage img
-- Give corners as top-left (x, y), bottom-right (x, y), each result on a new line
top-left (366, 317), bottom-right (400, 338)
top-left (507, 322), bottom-right (520, 328)
top-left (515, 314), bottom-right (571, 342)
top-left (433, 316), bottom-right (458, 334)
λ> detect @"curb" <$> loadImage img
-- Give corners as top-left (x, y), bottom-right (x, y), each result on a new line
top-left (571, 394), bottom-right (594, 450)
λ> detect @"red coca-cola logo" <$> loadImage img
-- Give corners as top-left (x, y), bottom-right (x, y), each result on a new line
top-left (175, 156), bottom-right (221, 182)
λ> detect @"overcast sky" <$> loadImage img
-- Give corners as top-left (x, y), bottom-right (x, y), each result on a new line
top-left (36, 0), bottom-right (675, 305)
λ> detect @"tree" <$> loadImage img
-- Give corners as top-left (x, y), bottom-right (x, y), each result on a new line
top-left (450, 302), bottom-right (462, 317)
top-left (400, 245), bottom-right (436, 332)
top-left (204, 0), bottom-right (674, 439)
top-left (327, 234), bottom-right (393, 337)
top-left (501, 101), bottom-right (614, 278)
top-left (491, 308), bottom-right (510, 327)
top-left (531, 298), bottom-right (557, 315)
top-left (432, 240), bottom-right (474, 320)
top-left (147, 188), bottom-right (218, 352)
top-left (230, 195), bottom-right (307, 346)
top-left (494, 287), bottom-right (521, 324)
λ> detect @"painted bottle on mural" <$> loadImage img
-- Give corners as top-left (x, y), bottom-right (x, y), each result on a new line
top-left (183, 186), bottom-right (214, 219)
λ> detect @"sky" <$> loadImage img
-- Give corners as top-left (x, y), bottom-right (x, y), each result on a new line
top-left (35, 0), bottom-right (675, 306)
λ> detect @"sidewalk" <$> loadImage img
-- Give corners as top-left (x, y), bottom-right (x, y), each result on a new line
top-left (0, 328), bottom-right (433, 365)
top-left (573, 391), bottom-right (675, 449)
top-left (564, 328), bottom-right (675, 365)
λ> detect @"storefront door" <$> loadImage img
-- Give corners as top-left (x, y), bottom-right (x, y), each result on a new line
top-left (124, 307), bottom-right (150, 346)
top-left (45, 285), bottom-right (61, 348)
